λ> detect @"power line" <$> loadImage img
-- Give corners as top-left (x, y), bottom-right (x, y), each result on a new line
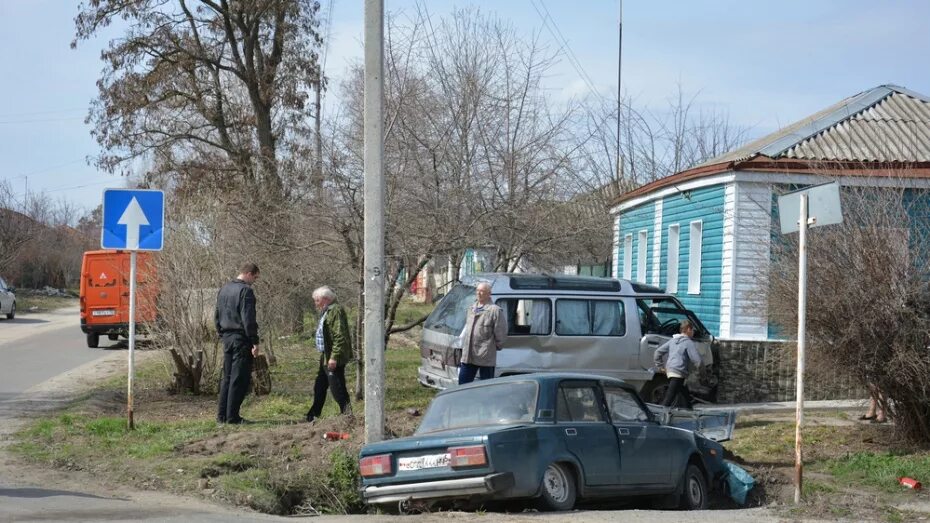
top-left (0, 116), bottom-right (85, 125)
top-left (12, 159), bottom-right (87, 179)
top-left (0, 108), bottom-right (85, 118)
top-left (529, 0), bottom-right (606, 104)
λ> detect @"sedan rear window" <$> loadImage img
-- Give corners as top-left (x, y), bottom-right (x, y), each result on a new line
top-left (417, 382), bottom-right (538, 434)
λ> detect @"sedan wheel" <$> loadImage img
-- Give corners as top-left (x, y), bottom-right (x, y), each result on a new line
top-left (538, 463), bottom-right (576, 511)
top-left (679, 464), bottom-right (708, 510)
top-left (6, 302), bottom-right (14, 320)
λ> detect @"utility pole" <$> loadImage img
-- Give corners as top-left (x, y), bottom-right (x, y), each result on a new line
top-left (616, 0), bottom-right (623, 182)
top-left (363, 0), bottom-right (385, 444)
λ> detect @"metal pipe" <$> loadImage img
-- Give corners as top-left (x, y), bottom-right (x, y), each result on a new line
top-left (794, 193), bottom-right (808, 503)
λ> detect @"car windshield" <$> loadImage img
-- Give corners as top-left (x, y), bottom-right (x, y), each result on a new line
top-left (416, 381), bottom-right (538, 434)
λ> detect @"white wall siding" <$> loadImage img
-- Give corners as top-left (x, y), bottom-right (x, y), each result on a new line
top-left (652, 199), bottom-right (663, 286)
top-left (718, 183), bottom-right (737, 339)
top-left (612, 216), bottom-right (621, 278)
top-left (730, 182), bottom-right (772, 340)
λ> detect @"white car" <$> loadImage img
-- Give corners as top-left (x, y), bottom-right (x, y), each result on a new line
top-left (0, 277), bottom-right (16, 320)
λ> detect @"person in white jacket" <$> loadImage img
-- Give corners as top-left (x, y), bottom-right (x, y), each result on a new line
top-left (653, 319), bottom-right (703, 409)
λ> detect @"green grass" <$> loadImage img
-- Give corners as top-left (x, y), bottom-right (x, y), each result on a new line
top-left (825, 452), bottom-right (930, 492)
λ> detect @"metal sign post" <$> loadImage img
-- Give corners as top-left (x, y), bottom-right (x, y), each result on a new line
top-left (777, 181), bottom-right (842, 504)
top-left (128, 251), bottom-right (137, 429)
top-left (794, 194), bottom-right (808, 504)
top-left (101, 189), bottom-right (165, 430)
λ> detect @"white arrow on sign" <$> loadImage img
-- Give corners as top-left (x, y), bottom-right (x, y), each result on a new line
top-left (117, 197), bottom-right (150, 250)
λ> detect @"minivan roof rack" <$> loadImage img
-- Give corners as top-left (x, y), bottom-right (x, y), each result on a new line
top-left (508, 274), bottom-right (621, 292)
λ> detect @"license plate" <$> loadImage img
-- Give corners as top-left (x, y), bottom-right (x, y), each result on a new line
top-left (429, 352), bottom-right (445, 369)
top-left (92, 310), bottom-right (116, 317)
top-left (398, 453), bottom-right (450, 471)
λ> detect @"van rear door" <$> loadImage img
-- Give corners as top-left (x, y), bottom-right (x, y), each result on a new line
top-left (85, 255), bottom-right (123, 324)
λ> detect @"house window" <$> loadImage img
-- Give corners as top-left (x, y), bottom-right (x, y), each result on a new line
top-left (667, 224), bottom-right (679, 294)
top-left (637, 230), bottom-right (647, 282)
top-left (623, 234), bottom-right (632, 279)
top-left (688, 220), bottom-right (702, 294)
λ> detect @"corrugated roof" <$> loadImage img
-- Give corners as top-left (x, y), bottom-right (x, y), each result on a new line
top-left (698, 84), bottom-right (930, 165)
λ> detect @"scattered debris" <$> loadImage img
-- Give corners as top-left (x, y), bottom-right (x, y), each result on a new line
top-left (322, 431), bottom-right (350, 441)
top-left (899, 476), bottom-right (922, 490)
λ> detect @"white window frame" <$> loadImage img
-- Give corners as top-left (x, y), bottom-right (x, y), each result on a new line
top-left (667, 224), bottom-right (680, 294)
top-left (637, 230), bottom-right (647, 282)
top-left (688, 220), bottom-right (703, 294)
top-left (622, 234), bottom-right (632, 280)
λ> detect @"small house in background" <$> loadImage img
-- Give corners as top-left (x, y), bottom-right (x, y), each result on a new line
top-left (610, 84), bottom-right (930, 401)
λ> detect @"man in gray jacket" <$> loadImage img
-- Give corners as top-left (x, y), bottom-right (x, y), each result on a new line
top-left (653, 319), bottom-right (703, 409)
top-left (458, 282), bottom-right (508, 385)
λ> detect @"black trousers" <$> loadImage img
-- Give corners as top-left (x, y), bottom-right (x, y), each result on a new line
top-left (217, 334), bottom-right (253, 423)
top-left (662, 376), bottom-right (694, 409)
top-left (306, 354), bottom-right (350, 419)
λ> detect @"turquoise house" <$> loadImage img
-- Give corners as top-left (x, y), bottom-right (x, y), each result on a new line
top-left (610, 85), bottom-right (930, 341)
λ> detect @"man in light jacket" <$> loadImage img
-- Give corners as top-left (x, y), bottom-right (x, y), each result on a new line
top-left (458, 281), bottom-right (508, 385)
top-left (653, 319), bottom-right (703, 409)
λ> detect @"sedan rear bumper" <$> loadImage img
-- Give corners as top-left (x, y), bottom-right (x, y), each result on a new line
top-left (362, 472), bottom-right (515, 505)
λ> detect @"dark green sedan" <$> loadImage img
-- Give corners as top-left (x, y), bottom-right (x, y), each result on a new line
top-left (359, 373), bottom-right (734, 512)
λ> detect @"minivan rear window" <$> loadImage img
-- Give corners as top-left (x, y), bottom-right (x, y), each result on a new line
top-left (423, 284), bottom-right (475, 335)
top-left (555, 299), bottom-right (626, 336)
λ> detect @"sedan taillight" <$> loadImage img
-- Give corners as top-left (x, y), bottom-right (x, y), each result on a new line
top-left (449, 445), bottom-right (487, 467)
top-left (359, 454), bottom-right (392, 477)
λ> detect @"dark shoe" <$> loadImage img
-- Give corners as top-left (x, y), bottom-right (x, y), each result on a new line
top-left (858, 414), bottom-right (877, 421)
top-left (305, 413), bottom-right (317, 423)
top-left (871, 417), bottom-right (887, 424)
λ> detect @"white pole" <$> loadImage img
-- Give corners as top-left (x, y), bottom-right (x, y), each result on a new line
top-left (794, 193), bottom-right (808, 503)
top-left (127, 250), bottom-right (137, 430)
top-left (363, 0), bottom-right (385, 444)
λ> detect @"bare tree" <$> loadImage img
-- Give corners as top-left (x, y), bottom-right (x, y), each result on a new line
top-left (767, 183), bottom-right (930, 444)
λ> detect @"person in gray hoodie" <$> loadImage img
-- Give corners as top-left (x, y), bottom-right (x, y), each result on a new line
top-left (653, 319), bottom-right (703, 409)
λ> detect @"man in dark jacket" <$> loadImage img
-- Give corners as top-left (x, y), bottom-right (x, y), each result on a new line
top-left (215, 263), bottom-right (260, 424)
top-left (305, 286), bottom-right (352, 422)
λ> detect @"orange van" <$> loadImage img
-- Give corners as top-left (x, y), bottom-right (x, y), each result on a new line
top-left (79, 250), bottom-right (158, 348)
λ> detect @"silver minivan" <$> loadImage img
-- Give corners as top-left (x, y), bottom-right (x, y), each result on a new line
top-left (417, 273), bottom-right (718, 404)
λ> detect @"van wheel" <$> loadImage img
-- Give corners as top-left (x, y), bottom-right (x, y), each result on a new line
top-left (640, 375), bottom-right (669, 404)
top-left (6, 302), bottom-right (14, 320)
top-left (537, 463), bottom-right (576, 511)
top-left (108, 333), bottom-right (120, 341)
top-left (86, 333), bottom-right (99, 348)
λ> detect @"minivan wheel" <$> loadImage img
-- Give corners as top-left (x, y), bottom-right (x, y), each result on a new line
top-left (640, 375), bottom-right (670, 404)
top-left (6, 302), bottom-right (14, 320)
top-left (537, 463), bottom-right (576, 511)
top-left (86, 333), bottom-right (100, 348)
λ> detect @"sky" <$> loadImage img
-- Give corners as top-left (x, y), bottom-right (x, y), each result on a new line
top-left (1, 0), bottom-right (929, 216)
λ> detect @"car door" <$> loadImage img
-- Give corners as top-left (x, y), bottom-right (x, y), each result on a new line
top-left (603, 385), bottom-right (676, 487)
top-left (0, 277), bottom-right (11, 313)
top-left (555, 380), bottom-right (622, 486)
